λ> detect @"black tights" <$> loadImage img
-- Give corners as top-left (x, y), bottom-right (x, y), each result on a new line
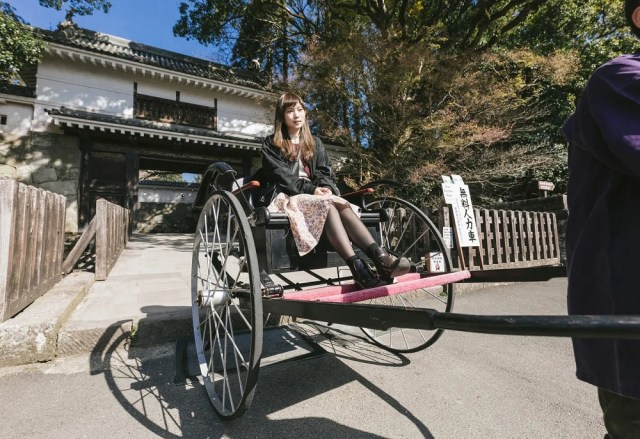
top-left (324, 203), bottom-right (376, 260)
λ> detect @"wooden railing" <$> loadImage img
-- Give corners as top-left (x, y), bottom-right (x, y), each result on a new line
top-left (62, 198), bottom-right (130, 280)
top-left (0, 179), bottom-right (66, 322)
top-left (440, 207), bottom-right (561, 270)
top-left (133, 93), bottom-right (217, 129)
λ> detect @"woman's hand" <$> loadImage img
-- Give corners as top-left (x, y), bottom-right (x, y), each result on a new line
top-left (314, 187), bottom-right (332, 196)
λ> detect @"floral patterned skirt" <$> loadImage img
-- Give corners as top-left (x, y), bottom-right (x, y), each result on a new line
top-left (268, 193), bottom-right (360, 256)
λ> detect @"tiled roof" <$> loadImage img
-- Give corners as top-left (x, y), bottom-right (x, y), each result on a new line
top-left (0, 82), bottom-right (36, 98)
top-left (47, 107), bottom-right (263, 150)
top-left (37, 24), bottom-right (270, 92)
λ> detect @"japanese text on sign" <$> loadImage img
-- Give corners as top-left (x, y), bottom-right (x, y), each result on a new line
top-left (441, 175), bottom-right (480, 248)
top-left (427, 252), bottom-right (445, 273)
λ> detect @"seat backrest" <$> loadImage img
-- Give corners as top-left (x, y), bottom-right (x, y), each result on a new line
top-left (192, 162), bottom-right (238, 209)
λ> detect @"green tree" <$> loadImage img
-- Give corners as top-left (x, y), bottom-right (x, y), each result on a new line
top-left (38, 0), bottom-right (111, 22)
top-left (499, 0), bottom-right (636, 87)
top-left (174, 0), bottom-right (325, 84)
top-left (1, 0), bottom-right (112, 82)
top-left (300, 35), bottom-right (577, 206)
top-left (173, 0), bottom-right (562, 82)
top-left (299, 0), bottom-right (637, 205)
top-left (175, 0), bottom-right (637, 206)
top-left (0, 2), bottom-right (46, 81)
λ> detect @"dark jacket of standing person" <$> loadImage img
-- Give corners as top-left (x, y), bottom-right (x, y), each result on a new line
top-left (563, 52), bottom-right (640, 400)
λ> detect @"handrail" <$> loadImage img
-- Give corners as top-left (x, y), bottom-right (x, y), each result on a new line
top-left (232, 180), bottom-right (260, 195)
top-left (61, 198), bottom-right (129, 280)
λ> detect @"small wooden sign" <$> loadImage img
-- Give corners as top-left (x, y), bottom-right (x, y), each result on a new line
top-left (537, 181), bottom-right (555, 191)
top-left (426, 252), bottom-right (446, 272)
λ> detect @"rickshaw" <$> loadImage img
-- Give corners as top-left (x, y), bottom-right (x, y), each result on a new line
top-left (190, 162), bottom-right (640, 419)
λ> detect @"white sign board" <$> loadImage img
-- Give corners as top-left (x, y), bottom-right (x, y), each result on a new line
top-left (537, 181), bottom-right (555, 191)
top-left (441, 175), bottom-right (480, 248)
top-left (426, 252), bottom-right (446, 273)
top-left (441, 182), bottom-right (457, 204)
top-left (442, 226), bottom-right (453, 249)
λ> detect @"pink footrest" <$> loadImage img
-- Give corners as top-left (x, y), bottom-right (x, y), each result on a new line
top-left (282, 270), bottom-right (471, 304)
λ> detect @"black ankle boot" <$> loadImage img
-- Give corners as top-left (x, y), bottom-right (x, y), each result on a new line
top-left (346, 256), bottom-right (385, 289)
top-left (368, 244), bottom-right (411, 280)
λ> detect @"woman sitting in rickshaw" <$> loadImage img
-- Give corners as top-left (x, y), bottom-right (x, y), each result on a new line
top-left (259, 92), bottom-right (410, 289)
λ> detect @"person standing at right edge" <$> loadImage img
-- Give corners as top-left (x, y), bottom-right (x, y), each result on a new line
top-left (563, 1), bottom-right (640, 437)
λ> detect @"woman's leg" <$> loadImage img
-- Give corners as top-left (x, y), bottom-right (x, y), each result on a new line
top-left (335, 203), bottom-right (410, 279)
top-left (324, 204), bottom-right (356, 260)
top-left (324, 205), bottom-right (383, 289)
top-left (334, 203), bottom-right (376, 249)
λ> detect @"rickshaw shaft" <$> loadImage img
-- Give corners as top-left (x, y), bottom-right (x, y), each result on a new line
top-left (261, 299), bottom-right (640, 339)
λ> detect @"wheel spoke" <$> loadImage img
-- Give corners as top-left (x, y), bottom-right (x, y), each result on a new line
top-left (396, 228), bottom-right (428, 260)
top-left (209, 302), bottom-right (249, 368)
top-left (191, 191), bottom-right (262, 418)
top-left (361, 196), bottom-right (453, 353)
top-left (390, 210), bottom-right (415, 254)
top-left (422, 287), bottom-right (449, 305)
top-left (226, 305), bottom-right (245, 396)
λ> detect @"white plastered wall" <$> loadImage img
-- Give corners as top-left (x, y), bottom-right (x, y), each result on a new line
top-left (32, 51), bottom-right (273, 138)
top-left (33, 53), bottom-right (134, 130)
top-left (138, 185), bottom-right (198, 203)
top-left (0, 99), bottom-right (34, 141)
top-left (216, 93), bottom-right (272, 137)
top-left (138, 79), bottom-right (273, 137)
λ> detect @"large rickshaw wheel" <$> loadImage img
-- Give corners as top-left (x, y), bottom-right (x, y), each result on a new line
top-left (191, 191), bottom-right (262, 419)
top-left (360, 196), bottom-right (454, 353)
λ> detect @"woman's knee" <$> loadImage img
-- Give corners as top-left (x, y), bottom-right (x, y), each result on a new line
top-left (325, 204), bottom-right (341, 226)
top-left (336, 203), bottom-right (357, 220)
top-left (326, 204), bottom-right (339, 217)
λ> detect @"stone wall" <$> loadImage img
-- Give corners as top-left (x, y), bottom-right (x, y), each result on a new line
top-left (135, 202), bottom-right (199, 233)
top-left (0, 132), bottom-right (81, 233)
top-left (487, 195), bottom-right (568, 264)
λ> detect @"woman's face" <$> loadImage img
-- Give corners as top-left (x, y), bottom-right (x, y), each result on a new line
top-left (283, 102), bottom-right (306, 135)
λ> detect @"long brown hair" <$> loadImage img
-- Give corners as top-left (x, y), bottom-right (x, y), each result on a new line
top-left (272, 92), bottom-right (315, 161)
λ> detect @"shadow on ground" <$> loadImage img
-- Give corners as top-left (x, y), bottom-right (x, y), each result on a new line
top-left (89, 320), bottom-right (435, 438)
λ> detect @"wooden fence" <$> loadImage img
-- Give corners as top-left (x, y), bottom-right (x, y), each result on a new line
top-left (62, 198), bottom-right (130, 280)
top-left (0, 179), bottom-right (66, 322)
top-left (440, 207), bottom-right (561, 270)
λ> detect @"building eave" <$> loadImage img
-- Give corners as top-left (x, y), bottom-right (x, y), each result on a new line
top-left (0, 93), bottom-right (36, 106)
top-left (44, 42), bottom-right (278, 101)
top-left (47, 108), bottom-right (262, 151)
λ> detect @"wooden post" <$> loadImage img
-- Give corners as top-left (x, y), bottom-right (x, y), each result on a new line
top-left (474, 208), bottom-right (485, 270)
top-left (448, 206), bottom-right (467, 270)
top-left (95, 200), bottom-right (107, 280)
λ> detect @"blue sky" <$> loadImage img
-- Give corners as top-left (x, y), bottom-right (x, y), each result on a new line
top-left (6, 0), bottom-right (224, 61)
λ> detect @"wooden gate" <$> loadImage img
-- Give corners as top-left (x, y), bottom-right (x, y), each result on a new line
top-left (0, 179), bottom-right (66, 322)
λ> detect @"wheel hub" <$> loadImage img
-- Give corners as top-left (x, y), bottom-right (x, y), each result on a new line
top-left (198, 289), bottom-right (231, 307)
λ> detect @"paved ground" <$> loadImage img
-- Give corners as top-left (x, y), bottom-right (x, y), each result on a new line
top-left (0, 276), bottom-right (607, 439)
top-left (0, 234), bottom-right (196, 366)
top-left (57, 233), bottom-right (195, 356)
